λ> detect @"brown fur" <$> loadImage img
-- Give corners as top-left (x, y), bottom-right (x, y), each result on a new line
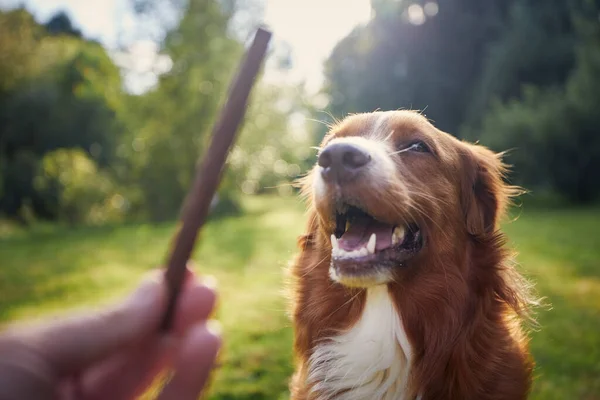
top-left (288, 111), bottom-right (536, 399)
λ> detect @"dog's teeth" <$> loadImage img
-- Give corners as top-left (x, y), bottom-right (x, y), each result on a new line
top-left (345, 221), bottom-right (350, 232)
top-left (367, 233), bottom-right (376, 254)
top-left (334, 247), bottom-right (347, 259)
top-left (332, 245), bottom-right (373, 259)
top-left (392, 226), bottom-right (405, 245)
top-left (394, 226), bottom-right (406, 240)
top-left (331, 234), bottom-right (338, 251)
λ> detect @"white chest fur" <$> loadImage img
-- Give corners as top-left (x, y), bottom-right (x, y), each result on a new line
top-left (307, 286), bottom-right (413, 400)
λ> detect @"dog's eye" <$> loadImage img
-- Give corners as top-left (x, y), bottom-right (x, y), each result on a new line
top-left (406, 141), bottom-right (430, 153)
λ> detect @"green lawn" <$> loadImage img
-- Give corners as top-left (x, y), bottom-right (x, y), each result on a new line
top-left (0, 196), bottom-right (599, 399)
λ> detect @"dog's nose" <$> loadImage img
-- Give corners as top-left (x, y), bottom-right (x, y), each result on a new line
top-left (318, 142), bottom-right (371, 183)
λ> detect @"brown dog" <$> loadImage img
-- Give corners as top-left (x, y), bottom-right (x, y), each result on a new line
top-left (288, 110), bottom-right (535, 400)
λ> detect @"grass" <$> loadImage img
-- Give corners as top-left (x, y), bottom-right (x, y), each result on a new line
top-left (503, 205), bottom-right (600, 399)
top-left (0, 195), bottom-right (599, 399)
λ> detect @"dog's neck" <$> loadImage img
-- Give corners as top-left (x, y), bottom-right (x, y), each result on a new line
top-left (307, 285), bottom-right (414, 400)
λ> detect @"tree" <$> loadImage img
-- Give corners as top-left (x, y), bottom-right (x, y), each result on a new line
top-left (45, 11), bottom-right (83, 37)
top-left (464, 0), bottom-right (579, 128)
top-left (120, 0), bottom-right (244, 221)
top-left (474, 2), bottom-right (600, 202)
top-left (0, 9), bottom-right (125, 221)
top-left (0, 8), bottom-right (43, 93)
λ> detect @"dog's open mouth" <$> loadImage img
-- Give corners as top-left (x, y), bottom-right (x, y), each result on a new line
top-left (329, 204), bottom-right (423, 286)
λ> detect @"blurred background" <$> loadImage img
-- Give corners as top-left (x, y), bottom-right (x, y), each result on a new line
top-left (0, 0), bottom-right (599, 399)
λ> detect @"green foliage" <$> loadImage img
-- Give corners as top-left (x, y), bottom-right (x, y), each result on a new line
top-left (44, 11), bottom-right (83, 37)
top-left (120, 0), bottom-right (246, 221)
top-left (227, 83), bottom-right (314, 196)
top-left (0, 8), bottom-right (125, 222)
top-left (465, 0), bottom-right (577, 125)
top-left (473, 6), bottom-right (600, 202)
top-left (470, 86), bottom-right (564, 192)
top-left (119, 0), bottom-right (312, 221)
top-left (34, 149), bottom-right (125, 225)
top-left (0, 8), bottom-right (44, 92)
top-left (0, 2), bottom-right (312, 225)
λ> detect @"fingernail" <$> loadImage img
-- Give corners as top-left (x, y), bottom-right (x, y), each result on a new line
top-left (206, 320), bottom-right (222, 337)
top-left (185, 261), bottom-right (198, 272)
top-left (202, 275), bottom-right (218, 290)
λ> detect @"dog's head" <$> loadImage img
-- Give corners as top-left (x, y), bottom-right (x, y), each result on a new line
top-left (302, 110), bottom-right (516, 288)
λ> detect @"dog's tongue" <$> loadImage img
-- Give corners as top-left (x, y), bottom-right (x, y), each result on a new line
top-left (339, 216), bottom-right (394, 251)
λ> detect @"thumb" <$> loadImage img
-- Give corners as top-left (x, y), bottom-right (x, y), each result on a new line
top-left (31, 276), bottom-right (167, 376)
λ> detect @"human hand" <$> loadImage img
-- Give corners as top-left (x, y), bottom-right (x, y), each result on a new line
top-left (0, 268), bottom-right (221, 400)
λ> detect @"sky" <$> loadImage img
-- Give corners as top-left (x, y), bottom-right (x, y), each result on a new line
top-left (0, 0), bottom-right (373, 94)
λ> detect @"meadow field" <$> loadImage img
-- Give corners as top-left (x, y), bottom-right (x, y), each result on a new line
top-left (1, 195), bottom-right (599, 400)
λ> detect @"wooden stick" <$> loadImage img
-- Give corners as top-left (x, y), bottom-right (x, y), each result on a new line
top-left (160, 28), bottom-right (272, 331)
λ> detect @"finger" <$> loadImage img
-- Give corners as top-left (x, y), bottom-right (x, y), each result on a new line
top-left (79, 337), bottom-right (174, 400)
top-left (172, 276), bottom-right (217, 336)
top-left (80, 280), bottom-right (216, 398)
top-left (156, 323), bottom-right (221, 400)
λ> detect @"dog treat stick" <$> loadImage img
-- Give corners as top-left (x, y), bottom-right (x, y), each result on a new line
top-left (160, 28), bottom-right (272, 331)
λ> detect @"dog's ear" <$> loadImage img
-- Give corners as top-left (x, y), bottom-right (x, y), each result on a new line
top-left (461, 145), bottom-right (518, 236)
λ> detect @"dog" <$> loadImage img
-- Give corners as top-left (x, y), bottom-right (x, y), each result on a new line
top-left (288, 110), bottom-right (535, 400)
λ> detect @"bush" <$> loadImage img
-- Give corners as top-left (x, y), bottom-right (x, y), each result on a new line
top-left (34, 148), bottom-right (125, 224)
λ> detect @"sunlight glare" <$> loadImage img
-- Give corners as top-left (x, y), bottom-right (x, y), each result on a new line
top-left (264, 0), bottom-right (372, 94)
top-left (424, 2), bottom-right (439, 17)
top-left (407, 4), bottom-right (425, 26)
